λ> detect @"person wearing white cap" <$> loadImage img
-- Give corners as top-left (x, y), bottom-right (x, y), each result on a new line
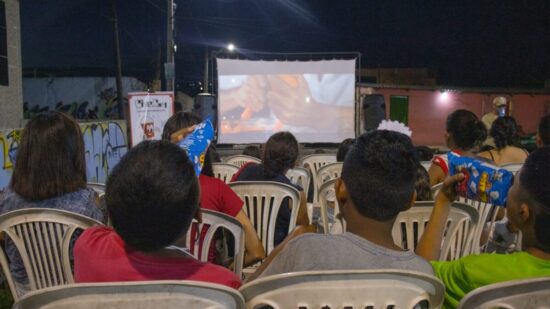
top-left (481, 96), bottom-right (508, 146)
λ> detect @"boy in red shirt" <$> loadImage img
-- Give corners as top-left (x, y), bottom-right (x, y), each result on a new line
top-left (74, 140), bottom-right (241, 289)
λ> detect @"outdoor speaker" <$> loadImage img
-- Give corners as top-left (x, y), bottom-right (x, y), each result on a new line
top-left (362, 94), bottom-right (386, 132)
top-left (194, 93), bottom-right (217, 129)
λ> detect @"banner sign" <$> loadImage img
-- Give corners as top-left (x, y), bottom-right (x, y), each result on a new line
top-left (128, 92), bottom-right (174, 146)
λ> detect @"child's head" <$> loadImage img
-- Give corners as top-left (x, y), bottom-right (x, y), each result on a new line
top-left (536, 114), bottom-right (550, 147)
top-left (243, 145), bottom-right (261, 159)
top-left (339, 130), bottom-right (418, 221)
top-left (262, 131), bottom-right (299, 177)
top-left (445, 109), bottom-right (487, 151)
top-left (336, 138), bottom-right (355, 162)
top-left (415, 164), bottom-right (433, 201)
top-left (161, 111), bottom-right (201, 142)
top-left (490, 116), bottom-right (520, 150)
top-left (106, 140), bottom-right (199, 252)
top-left (507, 147), bottom-right (550, 252)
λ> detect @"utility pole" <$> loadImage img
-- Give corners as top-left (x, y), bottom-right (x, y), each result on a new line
top-left (166, 0), bottom-right (175, 92)
top-left (111, 0), bottom-right (124, 119)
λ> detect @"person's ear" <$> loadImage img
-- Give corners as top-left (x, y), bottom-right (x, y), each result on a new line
top-left (194, 207), bottom-right (202, 224)
top-left (536, 133), bottom-right (543, 148)
top-left (403, 190), bottom-right (416, 211)
top-left (335, 178), bottom-right (347, 206)
top-left (517, 203), bottom-right (532, 227)
top-left (444, 133), bottom-right (451, 146)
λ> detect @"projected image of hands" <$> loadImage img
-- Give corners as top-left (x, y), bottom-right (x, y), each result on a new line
top-left (218, 73), bottom-right (355, 143)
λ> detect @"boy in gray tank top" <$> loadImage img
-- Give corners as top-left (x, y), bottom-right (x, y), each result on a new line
top-left (252, 130), bottom-right (463, 279)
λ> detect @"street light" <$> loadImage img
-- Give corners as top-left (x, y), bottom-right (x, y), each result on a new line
top-left (227, 43), bottom-right (236, 52)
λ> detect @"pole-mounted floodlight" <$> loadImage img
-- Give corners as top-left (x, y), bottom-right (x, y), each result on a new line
top-left (227, 43), bottom-right (236, 52)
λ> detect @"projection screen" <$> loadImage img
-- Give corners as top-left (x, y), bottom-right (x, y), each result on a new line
top-left (217, 58), bottom-right (356, 144)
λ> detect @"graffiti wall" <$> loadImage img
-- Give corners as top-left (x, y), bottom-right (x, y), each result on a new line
top-left (23, 77), bottom-right (146, 119)
top-left (0, 120), bottom-right (128, 189)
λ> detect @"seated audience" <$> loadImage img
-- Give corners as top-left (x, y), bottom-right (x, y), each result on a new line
top-left (162, 112), bottom-right (265, 267)
top-left (425, 147), bottom-right (550, 309)
top-left (74, 141), bottom-right (241, 288)
top-left (232, 131), bottom-right (311, 246)
top-left (415, 164), bottom-right (433, 201)
top-left (0, 111), bottom-right (104, 296)
top-left (243, 145), bottom-right (262, 159)
top-left (251, 130), bottom-right (463, 279)
top-left (478, 116), bottom-right (528, 165)
top-left (536, 113), bottom-right (550, 147)
top-left (336, 138), bottom-right (355, 162)
top-left (429, 109), bottom-right (487, 186)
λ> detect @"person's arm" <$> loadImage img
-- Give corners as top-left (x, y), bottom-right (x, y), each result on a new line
top-left (428, 162), bottom-right (446, 187)
top-left (295, 191), bottom-right (310, 226)
top-left (416, 173), bottom-right (464, 260)
top-left (235, 210), bottom-right (266, 267)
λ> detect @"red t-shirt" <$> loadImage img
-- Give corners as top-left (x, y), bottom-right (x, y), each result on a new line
top-left (74, 226), bottom-right (241, 289)
top-left (198, 174), bottom-right (243, 216)
top-left (189, 175), bottom-right (244, 262)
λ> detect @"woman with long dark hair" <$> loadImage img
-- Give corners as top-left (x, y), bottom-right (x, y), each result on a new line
top-left (478, 116), bottom-right (528, 165)
top-left (234, 131), bottom-right (310, 246)
top-left (0, 111), bottom-right (104, 296)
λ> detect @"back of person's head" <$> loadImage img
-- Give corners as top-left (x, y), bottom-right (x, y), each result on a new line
top-left (106, 140), bottom-right (199, 252)
top-left (446, 109), bottom-right (487, 150)
top-left (161, 111), bottom-right (201, 141)
top-left (415, 164), bottom-right (433, 201)
top-left (538, 114), bottom-right (550, 147)
top-left (262, 131), bottom-right (299, 177)
top-left (243, 145), bottom-right (261, 159)
top-left (336, 138), bottom-right (355, 162)
top-left (415, 146), bottom-right (435, 162)
top-left (518, 147), bottom-right (550, 252)
top-left (490, 116), bottom-right (520, 149)
top-left (11, 111), bottom-right (86, 201)
top-left (341, 130), bottom-right (418, 221)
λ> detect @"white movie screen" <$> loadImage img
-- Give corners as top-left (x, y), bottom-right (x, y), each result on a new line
top-left (217, 58), bottom-right (356, 144)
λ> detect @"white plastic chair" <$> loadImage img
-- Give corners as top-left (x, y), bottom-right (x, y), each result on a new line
top-left (501, 163), bottom-right (523, 175)
top-left (225, 155), bottom-right (261, 168)
top-left (457, 197), bottom-right (498, 254)
top-left (301, 154), bottom-right (337, 203)
top-left (240, 269), bottom-right (445, 309)
top-left (285, 167), bottom-right (311, 197)
top-left (314, 162), bottom-right (342, 204)
top-left (0, 208), bottom-right (104, 301)
top-left (228, 181), bottom-right (300, 255)
top-left (87, 182), bottom-right (105, 198)
top-left (392, 201), bottom-right (479, 261)
top-left (317, 178), bottom-right (339, 234)
top-left (457, 276), bottom-right (550, 309)
top-left (212, 163), bottom-right (240, 184)
top-left (13, 280), bottom-right (245, 309)
top-left (186, 209), bottom-right (245, 278)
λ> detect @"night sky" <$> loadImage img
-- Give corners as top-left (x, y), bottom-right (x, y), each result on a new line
top-left (20, 0), bottom-right (550, 89)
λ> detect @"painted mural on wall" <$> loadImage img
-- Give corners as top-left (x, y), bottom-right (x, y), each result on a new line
top-left (23, 77), bottom-right (146, 119)
top-left (0, 120), bottom-right (128, 189)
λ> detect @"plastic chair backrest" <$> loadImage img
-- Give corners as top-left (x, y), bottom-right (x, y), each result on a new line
top-left (392, 201), bottom-right (479, 261)
top-left (457, 276), bottom-right (550, 309)
top-left (186, 209), bottom-right (245, 277)
top-left (301, 154), bottom-right (337, 203)
top-left (318, 178), bottom-right (338, 234)
top-left (225, 155), bottom-right (261, 168)
top-left (0, 208), bottom-right (104, 301)
top-left (314, 162), bottom-right (342, 204)
top-left (457, 197), bottom-right (497, 254)
top-left (212, 163), bottom-right (240, 184)
top-left (240, 269), bottom-right (445, 309)
top-left (13, 280), bottom-right (245, 309)
top-left (228, 181), bottom-right (300, 255)
top-left (87, 182), bottom-right (105, 198)
top-left (501, 163), bottom-right (523, 175)
top-left (285, 167), bottom-right (311, 197)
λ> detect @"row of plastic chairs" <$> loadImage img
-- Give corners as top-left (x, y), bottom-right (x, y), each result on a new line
top-left (13, 270), bottom-right (550, 309)
top-left (12, 270), bottom-right (444, 309)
